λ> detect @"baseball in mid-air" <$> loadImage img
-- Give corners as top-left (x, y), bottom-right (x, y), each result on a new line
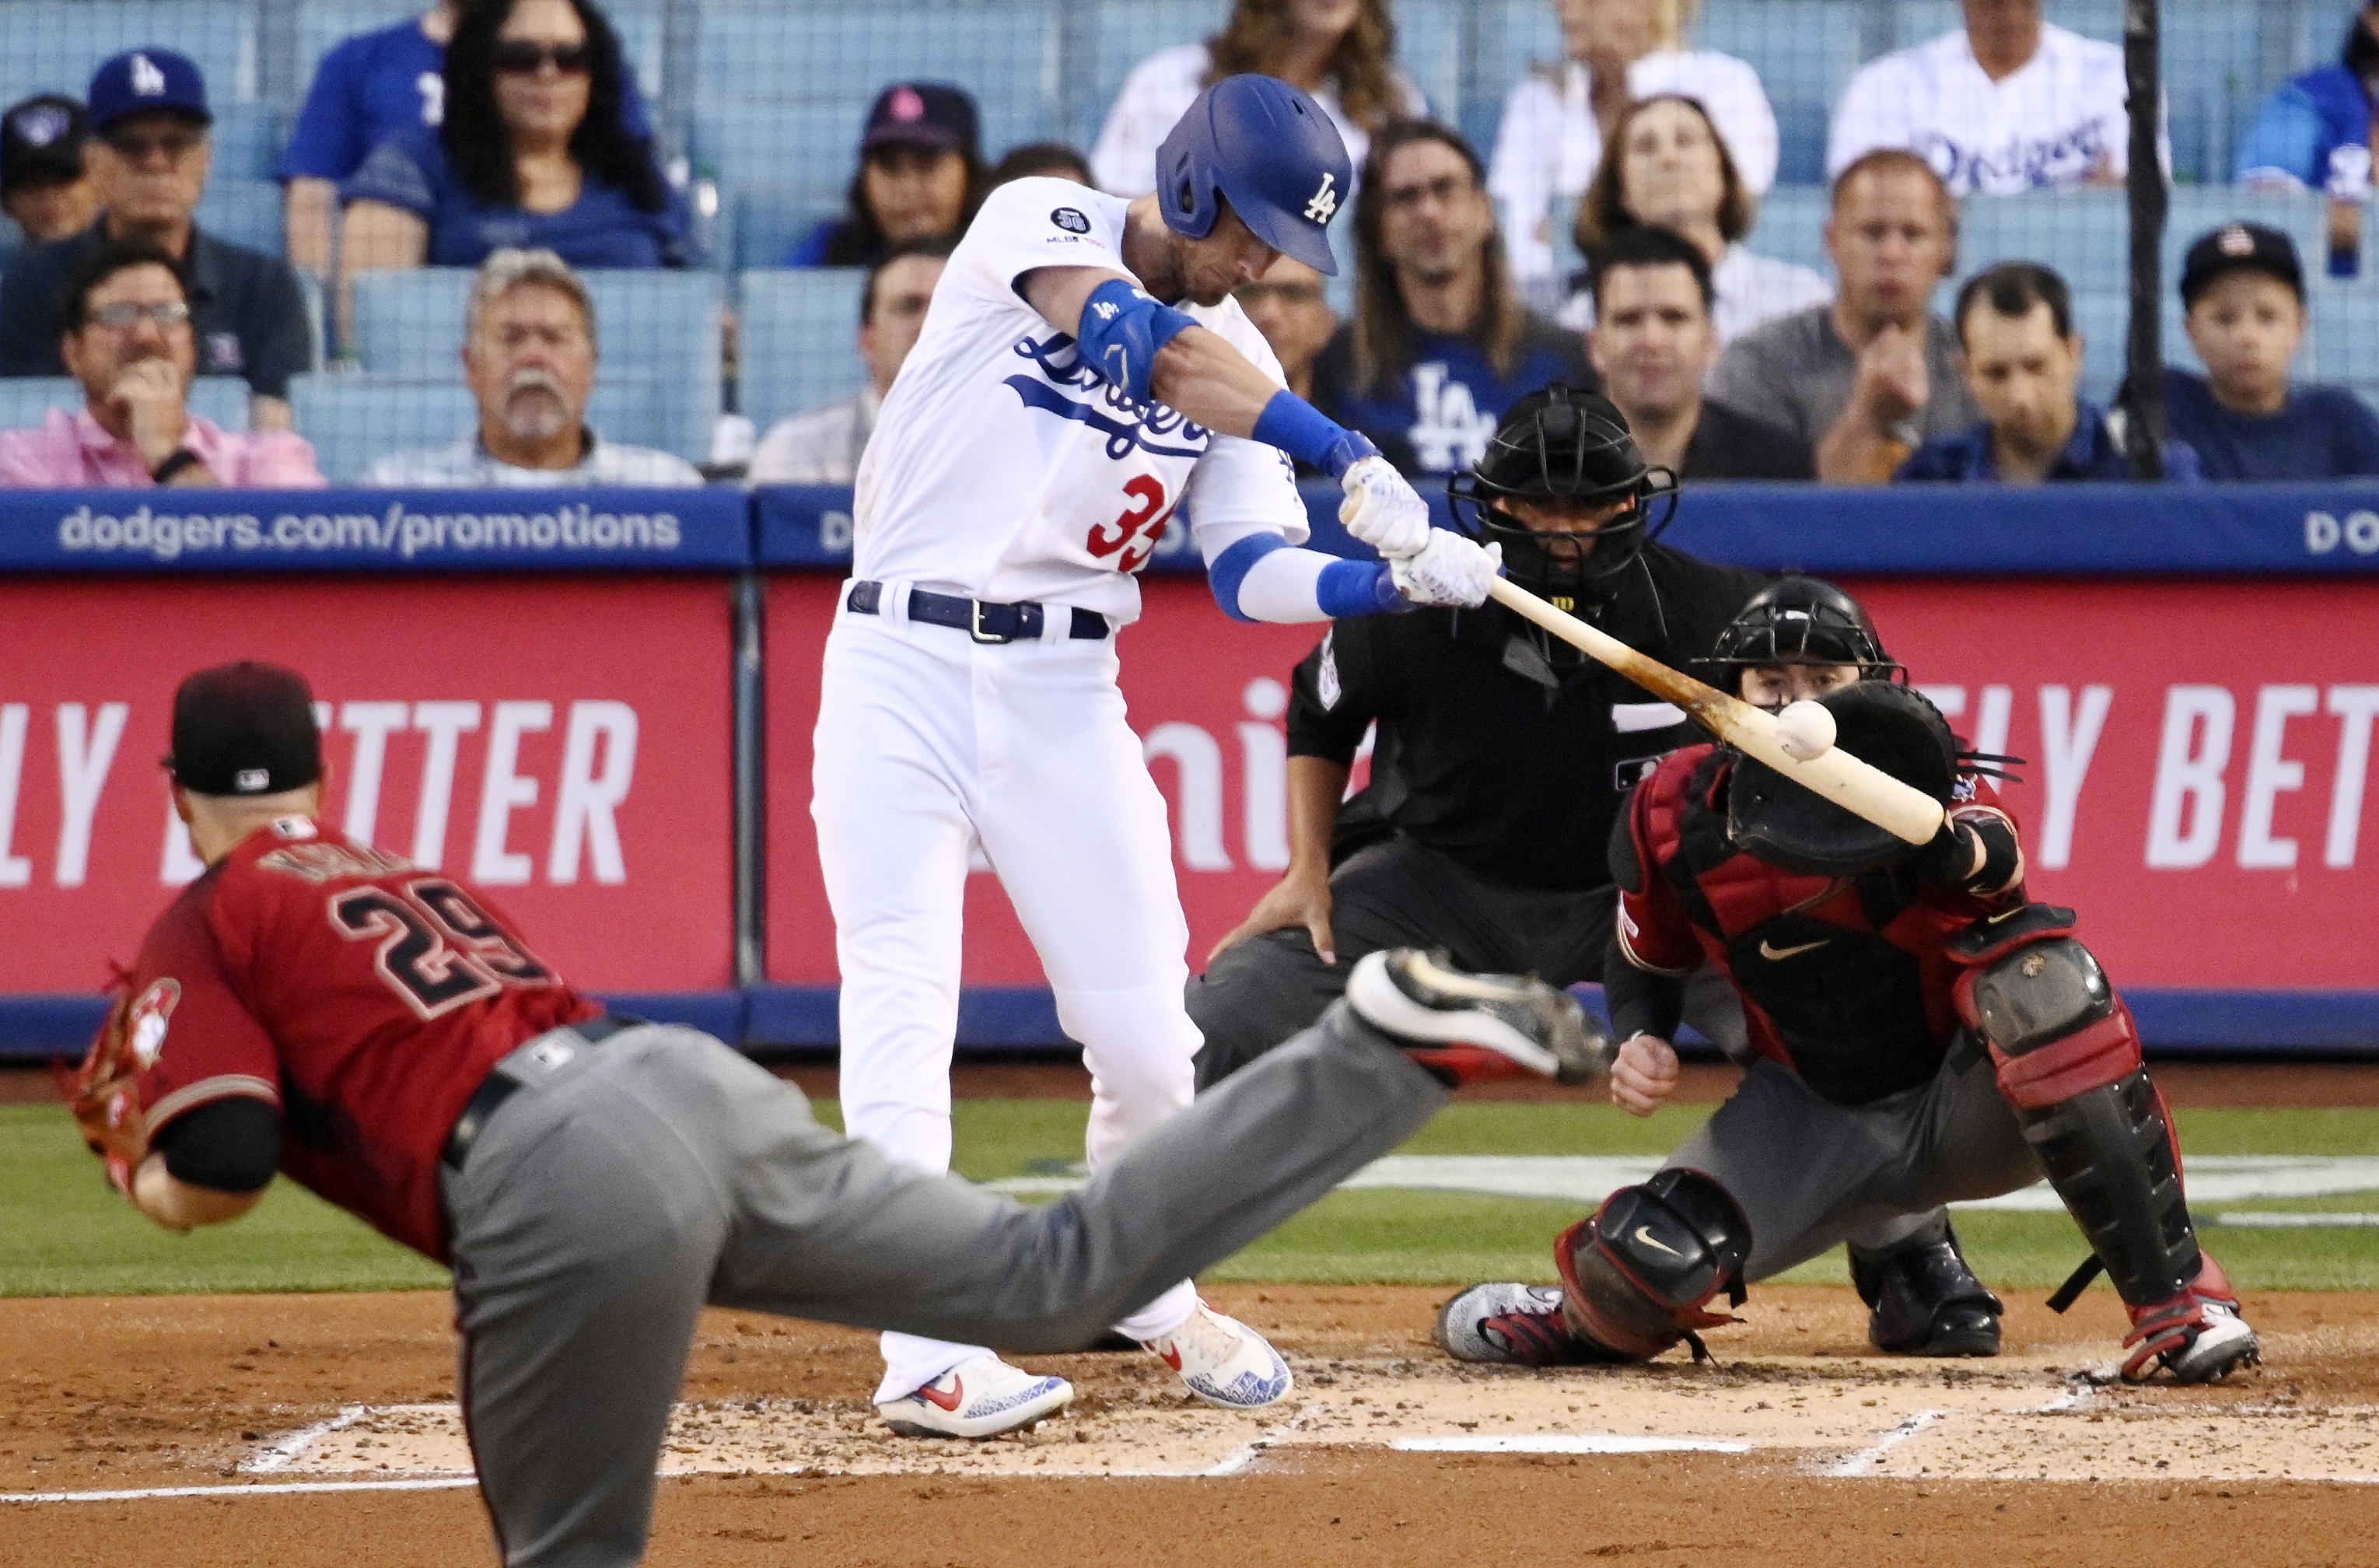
top-left (1774, 699), bottom-right (1837, 761)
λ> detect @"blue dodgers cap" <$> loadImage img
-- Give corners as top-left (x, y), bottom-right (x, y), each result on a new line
top-left (87, 49), bottom-right (212, 135)
top-left (1154, 74), bottom-right (1352, 275)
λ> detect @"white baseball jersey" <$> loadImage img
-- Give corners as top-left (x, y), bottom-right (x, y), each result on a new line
top-left (853, 176), bottom-right (1308, 623)
top-left (1827, 24), bottom-right (2157, 195)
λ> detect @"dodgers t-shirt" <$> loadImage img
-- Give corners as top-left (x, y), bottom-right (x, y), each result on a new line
top-left (1309, 314), bottom-right (1593, 477)
top-left (343, 127), bottom-right (689, 269)
top-left (2161, 369), bottom-right (2379, 481)
top-left (279, 18), bottom-right (651, 183)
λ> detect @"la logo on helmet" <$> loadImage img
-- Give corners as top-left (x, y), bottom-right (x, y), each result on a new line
top-left (1303, 173), bottom-right (1338, 224)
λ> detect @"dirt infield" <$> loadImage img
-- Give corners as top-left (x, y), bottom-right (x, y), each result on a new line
top-left (4, 1283), bottom-right (2374, 1566)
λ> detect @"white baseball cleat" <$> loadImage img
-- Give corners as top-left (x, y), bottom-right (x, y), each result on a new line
top-left (875, 1354), bottom-right (1073, 1439)
top-left (1142, 1302), bottom-right (1293, 1410)
top-left (1345, 948), bottom-right (1613, 1087)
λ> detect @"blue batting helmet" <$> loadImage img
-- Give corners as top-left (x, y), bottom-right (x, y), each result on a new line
top-left (1153, 74), bottom-right (1352, 275)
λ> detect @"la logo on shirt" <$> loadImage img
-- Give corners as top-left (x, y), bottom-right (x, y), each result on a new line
top-left (1408, 362), bottom-right (1496, 472)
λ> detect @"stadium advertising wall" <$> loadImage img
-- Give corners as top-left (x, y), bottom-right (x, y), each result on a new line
top-left (0, 576), bottom-right (737, 999)
top-left (764, 573), bottom-right (2378, 1020)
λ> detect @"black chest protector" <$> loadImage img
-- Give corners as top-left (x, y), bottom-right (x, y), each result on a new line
top-left (1664, 754), bottom-right (1947, 1104)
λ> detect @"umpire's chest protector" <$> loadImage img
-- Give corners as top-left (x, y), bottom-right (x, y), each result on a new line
top-left (1646, 751), bottom-right (1973, 1104)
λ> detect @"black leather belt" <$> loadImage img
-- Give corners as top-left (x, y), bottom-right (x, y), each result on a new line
top-left (442, 1013), bottom-right (639, 1171)
top-left (846, 579), bottom-right (1109, 644)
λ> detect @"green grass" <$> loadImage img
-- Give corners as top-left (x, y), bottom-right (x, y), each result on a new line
top-left (5, 1097), bottom-right (2376, 1298)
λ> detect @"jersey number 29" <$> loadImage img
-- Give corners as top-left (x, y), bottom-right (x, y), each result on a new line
top-left (331, 878), bottom-right (556, 1020)
top-left (1085, 474), bottom-right (1176, 572)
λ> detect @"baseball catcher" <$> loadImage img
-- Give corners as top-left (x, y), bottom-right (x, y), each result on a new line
top-left (1436, 579), bottom-right (2261, 1384)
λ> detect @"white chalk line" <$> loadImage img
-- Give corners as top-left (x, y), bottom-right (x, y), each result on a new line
top-left (1820, 1409), bottom-right (1950, 1477)
top-left (1394, 1433), bottom-right (1751, 1455)
top-left (241, 1405), bottom-right (372, 1475)
top-left (2, 1477), bottom-right (478, 1505)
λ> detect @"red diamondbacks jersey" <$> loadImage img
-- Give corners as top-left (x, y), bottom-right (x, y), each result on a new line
top-left (116, 814), bottom-right (599, 1260)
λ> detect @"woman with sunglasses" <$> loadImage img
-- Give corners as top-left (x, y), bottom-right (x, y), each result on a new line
top-left (341, 0), bottom-right (687, 282)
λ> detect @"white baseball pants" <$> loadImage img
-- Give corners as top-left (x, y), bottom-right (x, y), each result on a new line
top-left (811, 589), bottom-right (1203, 1401)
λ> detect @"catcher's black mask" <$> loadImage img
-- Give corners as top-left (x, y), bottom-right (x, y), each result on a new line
top-left (1447, 383), bottom-right (1677, 594)
top-left (1693, 575), bottom-right (1906, 702)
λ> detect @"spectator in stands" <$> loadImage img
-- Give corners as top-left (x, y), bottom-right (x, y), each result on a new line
top-left (1312, 123), bottom-right (1591, 478)
top-left (1706, 151), bottom-right (1981, 484)
top-left (1584, 226), bottom-right (1807, 480)
top-left (0, 51), bottom-right (310, 430)
top-left (2, 95), bottom-right (97, 247)
top-left (279, 0), bottom-right (655, 273)
top-left (2237, 4), bottom-right (2377, 199)
top-left (990, 142), bottom-right (1094, 190)
top-left (785, 83), bottom-right (987, 270)
top-left (2165, 223), bottom-right (2379, 481)
top-left (1828, 0), bottom-right (2139, 197)
top-left (1092, 0), bottom-right (1425, 199)
top-left (0, 239), bottom-right (323, 488)
top-left (1562, 95), bottom-right (1828, 345)
top-left (1489, 0), bottom-right (1777, 308)
top-left (1898, 261), bottom-right (2195, 483)
top-left (341, 0), bottom-right (687, 279)
top-left (1234, 255), bottom-right (1337, 402)
top-left (748, 237), bottom-right (952, 485)
top-left (365, 247), bottom-right (700, 485)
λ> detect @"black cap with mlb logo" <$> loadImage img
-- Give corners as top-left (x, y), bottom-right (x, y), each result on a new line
top-left (165, 662), bottom-right (321, 797)
top-left (2180, 222), bottom-right (2304, 309)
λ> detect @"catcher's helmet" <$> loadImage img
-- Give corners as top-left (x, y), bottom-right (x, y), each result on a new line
top-left (1693, 576), bottom-right (1905, 697)
top-left (1447, 384), bottom-right (1678, 590)
top-left (1155, 74), bottom-right (1352, 275)
top-left (1724, 681), bottom-right (1958, 877)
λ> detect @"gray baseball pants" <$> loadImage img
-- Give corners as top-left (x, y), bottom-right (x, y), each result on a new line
top-left (438, 1008), bottom-right (1447, 1567)
top-left (1187, 836), bottom-right (1953, 1260)
top-left (1187, 835), bottom-right (1749, 1087)
top-left (1664, 1038), bottom-right (2043, 1280)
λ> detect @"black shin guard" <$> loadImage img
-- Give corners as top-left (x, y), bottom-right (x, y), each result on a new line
top-left (2017, 1067), bottom-right (2200, 1308)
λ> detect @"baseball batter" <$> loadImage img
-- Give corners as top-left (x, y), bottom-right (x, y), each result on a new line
top-left (815, 74), bottom-right (1503, 1435)
top-left (72, 660), bottom-right (1606, 1567)
top-left (1433, 584), bottom-right (2262, 1384)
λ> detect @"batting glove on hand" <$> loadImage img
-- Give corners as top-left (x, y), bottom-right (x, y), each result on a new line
top-left (1338, 456), bottom-right (1433, 560)
top-left (1391, 533), bottom-right (1501, 608)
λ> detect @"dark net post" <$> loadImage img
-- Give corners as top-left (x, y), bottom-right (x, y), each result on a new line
top-left (2123, 0), bottom-right (2167, 480)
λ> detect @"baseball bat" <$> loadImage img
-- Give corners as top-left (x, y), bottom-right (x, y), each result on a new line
top-left (1483, 577), bottom-right (1946, 845)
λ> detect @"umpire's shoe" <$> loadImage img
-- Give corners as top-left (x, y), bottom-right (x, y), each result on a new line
top-left (1347, 950), bottom-right (1612, 1087)
top-left (1850, 1228), bottom-right (2004, 1357)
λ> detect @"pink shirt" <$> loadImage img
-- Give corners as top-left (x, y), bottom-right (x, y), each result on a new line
top-left (0, 408), bottom-right (327, 488)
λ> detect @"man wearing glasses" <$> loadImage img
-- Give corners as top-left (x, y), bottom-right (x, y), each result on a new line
top-left (0, 50), bottom-right (312, 432)
top-left (1310, 122), bottom-right (1590, 478)
top-left (0, 239), bottom-right (324, 487)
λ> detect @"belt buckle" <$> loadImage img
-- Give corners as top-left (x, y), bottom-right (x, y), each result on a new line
top-left (969, 598), bottom-right (1015, 645)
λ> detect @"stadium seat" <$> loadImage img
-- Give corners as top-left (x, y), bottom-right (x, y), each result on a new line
top-left (1090, 0), bottom-right (1217, 149)
top-left (0, 375), bottom-right (248, 434)
top-left (1747, 186), bottom-right (1834, 275)
top-left (735, 268), bottom-right (867, 435)
top-left (195, 177), bottom-right (285, 257)
top-left (694, 1), bottom-right (1059, 181)
top-left (211, 102), bottom-right (284, 180)
top-left (731, 189), bottom-right (838, 273)
top-left (349, 268), bottom-right (720, 461)
top-left (0, 1), bottom-right (257, 115)
top-left (286, 371), bottom-right (680, 482)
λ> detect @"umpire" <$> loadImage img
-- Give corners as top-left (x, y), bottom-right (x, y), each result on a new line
top-left (1190, 385), bottom-right (1762, 1082)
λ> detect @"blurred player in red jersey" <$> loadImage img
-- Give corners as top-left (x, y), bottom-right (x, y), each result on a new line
top-left (68, 660), bottom-right (1608, 1566)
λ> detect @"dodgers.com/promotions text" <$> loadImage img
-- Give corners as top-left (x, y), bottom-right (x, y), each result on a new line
top-left (53, 502), bottom-right (685, 562)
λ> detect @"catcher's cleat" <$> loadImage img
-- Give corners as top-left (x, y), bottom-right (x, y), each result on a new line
top-left (1851, 1229), bottom-right (2004, 1358)
top-left (1435, 1282), bottom-right (1608, 1367)
top-left (2122, 1256), bottom-right (2260, 1384)
top-left (1346, 950), bottom-right (1612, 1087)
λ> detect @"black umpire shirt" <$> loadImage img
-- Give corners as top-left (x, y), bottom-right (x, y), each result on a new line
top-left (0, 219), bottom-right (310, 399)
top-left (1286, 541), bottom-right (1766, 891)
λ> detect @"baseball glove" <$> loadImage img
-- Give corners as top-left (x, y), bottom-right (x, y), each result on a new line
top-left (54, 975), bottom-right (153, 1197)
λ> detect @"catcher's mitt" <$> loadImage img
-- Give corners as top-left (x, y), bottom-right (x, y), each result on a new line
top-left (54, 974), bottom-right (173, 1196)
